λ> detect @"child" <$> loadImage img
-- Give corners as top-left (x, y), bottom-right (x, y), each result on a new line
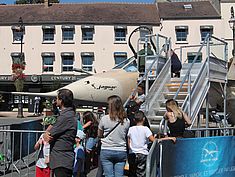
top-left (82, 111), bottom-right (99, 174)
top-left (130, 84), bottom-right (146, 111)
top-left (34, 116), bottom-right (56, 177)
top-left (73, 130), bottom-right (86, 177)
top-left (127, 111), bottom-right (155, 177)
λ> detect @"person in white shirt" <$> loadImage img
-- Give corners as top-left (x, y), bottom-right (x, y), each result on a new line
top-left (127, 111), bottom-right (154, 177)
top-left (34, 96), bottom-right (41, 115)
top-left (34, 116), bottom-right (56, 177)
top-left (130, 84), bottom-right (146, 111)
top-left (127, 111), bottom-right (176, 177)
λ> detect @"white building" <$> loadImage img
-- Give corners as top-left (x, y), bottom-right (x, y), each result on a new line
top-left (0, 1), bottom-right (234, 95)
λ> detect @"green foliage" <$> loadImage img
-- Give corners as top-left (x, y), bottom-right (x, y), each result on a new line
top-left (14, 79), bottom-right (24, 92)
top-left (0, 154), bottom-right (4, 161)
top-left (44, 100), bottom-right (52, 109)
top-left (15, 0), bottom-right (59, 4)
top-left (42, 115), bottom-right (57, 125)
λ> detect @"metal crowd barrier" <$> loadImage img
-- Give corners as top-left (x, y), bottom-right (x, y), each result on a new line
top-left (0, 129), bottom-right (44, 176)
top-left (146, 127), bottom-right (235, 177)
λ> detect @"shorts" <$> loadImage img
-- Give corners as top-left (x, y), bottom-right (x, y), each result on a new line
top-left (85, 137), bottom-right (98, 151)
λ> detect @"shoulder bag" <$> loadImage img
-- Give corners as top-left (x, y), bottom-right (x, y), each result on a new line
top-left (97, 121), bottom-right (121, 153)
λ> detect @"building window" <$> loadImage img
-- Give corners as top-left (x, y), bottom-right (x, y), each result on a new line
top-left (61, 53), bottom-right (74, 72)
top-left (11, 26), bottom-right (25, 43)
top-left (175, 26), bottom-right (188, 42)
top-left (114, 26), bottom-right (127, 42)
top-left (187, 52), bottom-right (202, 63)
top-left (140, 26), bottom-right (152, 42)
top-left (200, 26), bottom-right (213, 41)
top-left (62, 25), bottom-right (75, 41)
top-left (114, 52), bottom-right (127, 65)
top-left (81, 52), bottom-right (94, 71)
top-left (42, 53), bottom-right (55, 72)
top-left (42, 25), bottom-right (55, 42)
top-left (81, 25), bottom-right (94, 41)
top-left (11, 52), bottom-right (24, 64)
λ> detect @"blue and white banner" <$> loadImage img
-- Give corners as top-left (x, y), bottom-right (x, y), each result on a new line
top-left (161, 136), bottom-right (235, 177)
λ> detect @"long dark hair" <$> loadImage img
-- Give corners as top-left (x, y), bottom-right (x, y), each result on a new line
top-left (107, 95), bottom-right (126, 123)
top-left (83, 111), bottom-right (98, 124)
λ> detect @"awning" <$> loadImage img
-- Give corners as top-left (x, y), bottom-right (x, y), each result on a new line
top-left (42, 25), bottom-right (55, 29)
top-left (175, 26), bottom-right (188, 30)
top-left (11, 25), bottom-right (25, 31)
top-left (200, 25), bottom-right (213, 30)
top-left (114, 52), bottom-right (127, 56)
top-left (11, 52), bottom-right (24, 57)
top-left (81, 52), bottom-right (94, 56)
top-left (81, 25), bottom-right (94, 29)
top-left (61, 52), bottom-right (74, 56)
top-left (114, 25), bottom-right (127, 29)
top-left (41, 52), bottom-right (55, 57)
top-left (139, 25), bottom-right (153, 31)
top-left (61, 25), bottom-right (75, 29)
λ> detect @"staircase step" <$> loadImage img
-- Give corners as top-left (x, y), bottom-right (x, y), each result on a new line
top-left (167, 87), bottom-right (188, 92)
top-left (152, 107), bottom-right (166, 115)
top-left (160, 100), bottom-right (184, 107)
top-left (163, 92), bottom-right (188, 99)
top-left (147, 115), bottom-right (163, 121)
top-left (182, 63), bottom-right (202, 70)
top-left (165, 83), bottom-right (189, 87)
top-left (170, 78), bottom-right (183, 83)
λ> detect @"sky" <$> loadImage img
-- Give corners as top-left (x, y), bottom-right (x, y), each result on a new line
top-left (1, 0), bottom-right (154, 5)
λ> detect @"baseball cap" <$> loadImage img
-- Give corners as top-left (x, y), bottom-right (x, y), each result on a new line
top-left (76, 130), bottom-right (86, 140)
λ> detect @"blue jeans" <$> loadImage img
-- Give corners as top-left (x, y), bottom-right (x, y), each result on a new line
top-left (100, 149), bottom-right (127, 177)
top-left (86, 137), bottom-right (98, 151)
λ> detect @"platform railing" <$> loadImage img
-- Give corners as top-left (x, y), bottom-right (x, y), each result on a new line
top-left (0, 129), bottom-right (44, 176)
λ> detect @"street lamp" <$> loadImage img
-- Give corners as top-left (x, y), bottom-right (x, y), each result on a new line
top-left (229, 6), bottom-right (235, 57)
top-left (17, 17), bottom-right (24, 118)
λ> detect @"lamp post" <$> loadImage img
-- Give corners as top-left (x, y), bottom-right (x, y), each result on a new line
top-left (17, 17), bottom-right (24, 118)
top-left (229, 6), bottom-right (235, 57)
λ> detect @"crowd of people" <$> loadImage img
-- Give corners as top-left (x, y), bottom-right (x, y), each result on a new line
top-left (34, 87), bottom-right (191, 177)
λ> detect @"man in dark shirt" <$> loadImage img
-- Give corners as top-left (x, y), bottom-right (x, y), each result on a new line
top-left (170, 49), bottom-right (182, 78)
top-left (44, 89), bottom-right (77, 177)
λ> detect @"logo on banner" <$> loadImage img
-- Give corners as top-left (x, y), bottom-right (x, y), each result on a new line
top-left (200, 141), bottom-right (219, 167)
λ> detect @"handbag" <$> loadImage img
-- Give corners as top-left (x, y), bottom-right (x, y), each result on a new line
top-left (183, 130), bottom-right (195, 138)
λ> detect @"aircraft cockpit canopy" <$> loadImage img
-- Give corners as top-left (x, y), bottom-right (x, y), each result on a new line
top-left (113, 56), bottom-right (138, 72)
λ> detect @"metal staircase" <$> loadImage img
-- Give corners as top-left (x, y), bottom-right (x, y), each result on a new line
top-left (144, 34), bottom-right (228, 132)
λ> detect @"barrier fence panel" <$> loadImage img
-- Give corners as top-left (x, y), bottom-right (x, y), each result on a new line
top-left (146, 140), bottom-right (159, 177)
top-left (161, 136), bottom-right (235, 177)
top-left (0, 130), bottom-right (44, 176)
top-left (146, 134), bottom-right (235, 177)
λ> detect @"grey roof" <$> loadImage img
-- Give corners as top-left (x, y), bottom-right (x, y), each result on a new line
top-left (220, 0), bottom-right (235, 3)
top-left (0, 3), bottom-right (160, 26)
top-left (158, 1), bottom-right (221, 20)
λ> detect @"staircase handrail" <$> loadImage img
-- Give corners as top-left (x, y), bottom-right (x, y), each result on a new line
top-left (158, 35), bottom-right (210, 134)
top-left (183, 58), bottom-right (209, 127)
top-left (123, 47), bottom-right (166, 108)
top-left (173, 34), bottom-right (210, 101)
top-left (145, 55), bottom-right (171, 114)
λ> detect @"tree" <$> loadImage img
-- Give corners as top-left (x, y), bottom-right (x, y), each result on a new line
top-left (15, 0), bottom-right (59, 4)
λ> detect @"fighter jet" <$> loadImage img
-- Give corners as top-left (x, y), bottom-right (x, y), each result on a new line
top-left (11, 57), bottom-right (139, 106)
